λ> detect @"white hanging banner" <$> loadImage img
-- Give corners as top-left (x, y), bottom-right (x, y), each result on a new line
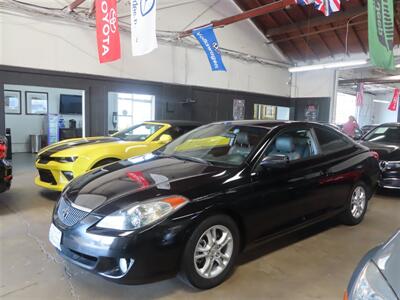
top-left (131, 0), bottom-right (158, 56)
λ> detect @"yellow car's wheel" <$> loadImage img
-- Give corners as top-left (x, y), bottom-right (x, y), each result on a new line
top-left (91, 158), bottom-right (119, 169)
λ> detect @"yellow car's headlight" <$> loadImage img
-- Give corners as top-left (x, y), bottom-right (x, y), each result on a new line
top-left (53, 156), bottom-right (78, 163)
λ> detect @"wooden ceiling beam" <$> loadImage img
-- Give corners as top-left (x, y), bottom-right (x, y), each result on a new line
top-left (280, 9), bottom-right (324, 59)
top-left (236, 0), bottom-right (307, 61)
top-left (68, 0), bottom-right (86, 12)
top-left (339, 77), bottom-right (400, 85)
top-left (266, 6), bottom-right (366, 36)
top-left (265, 20), bottom-right (367, 44)
top-left (180, 0), bottom-right (296, 37)
top-left (292, 5), bottom-right (335, 58)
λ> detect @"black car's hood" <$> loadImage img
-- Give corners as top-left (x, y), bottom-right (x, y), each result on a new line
top-left (65, 154), bottom-right (231, 215)
top-left (360, 141), bottom-right (400, 161)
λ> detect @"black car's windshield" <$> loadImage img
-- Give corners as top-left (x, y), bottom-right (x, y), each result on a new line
top-left (363, 125), bottom-right (400, 144)
top-left (157, 123), bottom-right (269, 166)
top-left (112, 123), bottom-right (163, 141)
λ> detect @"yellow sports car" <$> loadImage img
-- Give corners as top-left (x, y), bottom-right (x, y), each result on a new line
top-left (35, 121), bottom-right (200, 191)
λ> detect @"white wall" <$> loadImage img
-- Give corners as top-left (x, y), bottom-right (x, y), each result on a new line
top-left (291, 69), bottom-right (337, 98)
top-left (0, 1), bottom-right (291, 97)
top-left (5, 84), bottom-right (83, 152)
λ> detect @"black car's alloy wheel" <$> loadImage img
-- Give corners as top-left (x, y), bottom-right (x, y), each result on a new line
top-left (180, 215), bottom-right (239, 289)
top-left (341, 181), bottom-right (369, 225)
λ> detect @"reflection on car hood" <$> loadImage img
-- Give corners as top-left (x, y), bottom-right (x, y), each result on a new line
top-left (372, 230), bottom-right (400, 297)
top-left (360, 141), bottom-right (400, 161)
top-left (65, 154), bottom-right (229, 214)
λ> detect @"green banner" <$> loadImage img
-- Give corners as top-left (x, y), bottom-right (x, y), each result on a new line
top-left (368, 0), bottom-right (395, 70)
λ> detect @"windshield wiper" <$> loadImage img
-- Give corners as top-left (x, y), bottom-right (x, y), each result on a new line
top-left (177, 155), bottom-right (213, 165)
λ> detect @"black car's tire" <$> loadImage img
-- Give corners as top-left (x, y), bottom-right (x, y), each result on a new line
top-left (179, 215), bottom-right (240, 289)
top-left (340, 181), bottom-right (370, 226)
top-left (91, 158), bottom-right (119, 169)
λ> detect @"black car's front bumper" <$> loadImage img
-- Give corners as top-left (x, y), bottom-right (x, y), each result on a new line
top-left (52, 207), bottom-right (195, 284)
top-left (379, 161), bottom-right (400, 189)
top-left (0, 159), bottom-right (12, 193)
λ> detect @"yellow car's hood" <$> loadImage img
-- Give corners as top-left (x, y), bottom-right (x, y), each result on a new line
top-left (38, 136), bottom-right (121, 157)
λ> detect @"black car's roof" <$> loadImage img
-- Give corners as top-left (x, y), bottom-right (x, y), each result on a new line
top-left (211, 120), bottom-right (320, 129)
top-left (145, 120), bottom-right (202, 127)
top-left (378, 122), bottom-right (400, 127)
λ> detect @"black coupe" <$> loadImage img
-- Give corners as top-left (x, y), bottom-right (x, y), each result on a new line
top-left (49, 121), bottom-right (379, 289)
top-left (360, 123), bottom-right (400, 189)
top-left (0, 135), bottom-right (12, 193)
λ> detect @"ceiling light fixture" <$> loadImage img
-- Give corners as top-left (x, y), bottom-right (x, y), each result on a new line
top-left (373, 99), bottom-right (390, 104)
top-left (289, 59), bottom-right (368, 73)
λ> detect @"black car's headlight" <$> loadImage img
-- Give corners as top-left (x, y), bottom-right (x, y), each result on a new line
top-left (96, 196), bottom-right (189, 230)
top-left (350, 261), bottom-right (396, 300)
top-left (53, 156), bottom-right (78, 163)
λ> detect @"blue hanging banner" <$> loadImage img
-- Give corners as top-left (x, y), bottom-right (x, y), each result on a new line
top-left (193, 25), bottom-right (226, 72)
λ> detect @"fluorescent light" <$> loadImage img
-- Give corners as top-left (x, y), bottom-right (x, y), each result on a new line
top-left (373, 100), bottom-right (390, 104)
top-left (289, 59), bottom-right (368, 73)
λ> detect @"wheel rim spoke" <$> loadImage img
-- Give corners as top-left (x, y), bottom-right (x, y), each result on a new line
top-left (194, 224), bottom-right (234, 279)
top-left (195, 252), bottom-right (207, 260)
top-left (350, 186), bottom-right (366, 219)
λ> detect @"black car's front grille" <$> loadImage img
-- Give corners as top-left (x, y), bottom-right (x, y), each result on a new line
top-left (38, 169), bottom-right (56, 185)
top-left (57, 197), bottom-right (90, 227)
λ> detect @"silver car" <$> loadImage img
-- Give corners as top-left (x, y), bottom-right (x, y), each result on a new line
top-left (346, 230), bottom-right (400, 300)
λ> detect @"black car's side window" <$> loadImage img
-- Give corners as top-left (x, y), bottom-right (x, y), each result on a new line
top-left (263, 128), bottom-right (319, 162)
top-left (313, 127), bottom-right (351, 154)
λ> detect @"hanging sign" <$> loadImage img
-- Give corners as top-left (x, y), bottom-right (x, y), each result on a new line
top-left (388, 88), bottom-right (399, 111)
top-left (368, 0), bottom-right (395, 70)
top-left (131, 0), bottom-right (158, 56)
top-left (95, 0), bottom-right (121, 63)
top-left (193, 25), bottom-right (226, 72)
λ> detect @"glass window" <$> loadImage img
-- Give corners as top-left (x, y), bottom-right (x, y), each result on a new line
top-left (254, 104), bottom-right (277, 120)
top-left (314, 127), bottom-right (350, 153)
top-left (264, 128), bottom-right (318, 162)
top-left (113, 123), bottom-right (162, 141)
top-left (160, 123), bottom-right (269, 166)
top-left (26, 92), bottom-right (48, 115)
top-left (115, 93), bottom-right (155, 130)
top-left (118, 99), bottom-right (133, 116)
top-left (363, 126), bottom-right (400, 144)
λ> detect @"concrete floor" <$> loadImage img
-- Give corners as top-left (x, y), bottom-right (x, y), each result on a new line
top-left (0, 153), bottom-right (399, 300)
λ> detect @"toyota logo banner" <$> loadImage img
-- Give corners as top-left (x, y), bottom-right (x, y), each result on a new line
top-left (96, 0), bottom-right (121, 63)
top-left (131, 0), bottom-right (158, 56)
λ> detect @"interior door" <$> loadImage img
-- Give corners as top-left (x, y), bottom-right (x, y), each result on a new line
top-left (244, 127), bottom-right (325, 242)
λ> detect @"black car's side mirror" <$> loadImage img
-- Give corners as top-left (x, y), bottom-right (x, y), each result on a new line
top-left (260, 154), bottom-right (290, 168)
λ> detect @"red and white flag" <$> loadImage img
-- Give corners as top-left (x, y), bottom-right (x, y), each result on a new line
top-left (356, 83), bottom-right (364, 107)
top-left (388, 88), bottom-right (399, 111)
top-left (95, 0), bottom-right (121, 63)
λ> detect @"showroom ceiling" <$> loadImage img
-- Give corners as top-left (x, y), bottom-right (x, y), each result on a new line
top-left (338, 66), bottom-right (400, 94)
top-left (233, 0), bottom-right (400, 62)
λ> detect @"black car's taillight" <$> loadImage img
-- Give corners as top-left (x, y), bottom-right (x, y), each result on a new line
top-left (0, 143), bottom-right (7, 159)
